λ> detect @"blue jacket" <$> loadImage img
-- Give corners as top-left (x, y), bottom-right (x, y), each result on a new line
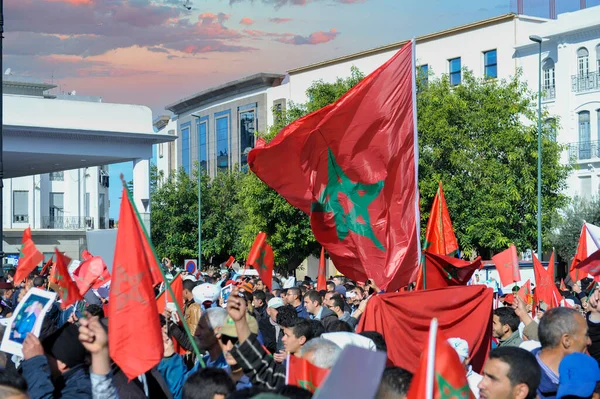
top-left (295, 303), bottom-right (309, 319)
top-left (158, 352), bottom-right (228, 399)
top-left (531, 348), bottom-right (558, 399)
top-left (22, 355), bottom-right (92, 399)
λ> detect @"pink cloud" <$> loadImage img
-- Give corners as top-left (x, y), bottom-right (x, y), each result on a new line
top-left (240, 17), bottom-right (254, 26)
top-left (44, 0), bottom-right (91, 4)
top-left (269, 17), bottom-right (293, 24)
top-left (278, 28), bottom-right (339, 45)
top-left (182, 43), bottom-right (257, 54)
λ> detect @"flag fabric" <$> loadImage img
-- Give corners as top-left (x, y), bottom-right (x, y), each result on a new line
top-left (406, 319), bottom-right (474, 399)
top-left (574, 249), bottom-right (600, 277)
top-left (423, 182), bottom-right (459, 256)
top-left (109, 187), bottom-right (163, 380)
top-left (82, 249), bottom-right (93, 261)
top-left (569, 222), bottom-right (600, 283)
top-left (317, 247), bottom-right (327, 291)
top-left (73, 254), bottom-right (111, 296)
top-left (248, 41), bottom-right (419, 292)
top-left (533, 254), bottom-right (561, 309)
top-left (155, 274), bottom-right (184, 316)
top-left (492, 245), bottom-right (521, 287)
top-left (14, 227), bottom-right (45, 285)
top-left (415, 252), bottom-right (481, 290)
top-left (560, 279), bottom-right (567, 291)
top-left (357, 285), bottom-right (492, 374)
top-left (517, 279), bottom-right (532, 305)
top-left (225, 256), bottom-right (235, 268)
top-left (40, 257), bottom-right (53, 277)
top-left (547, 251), bottom-right (555, 283)
top-left (53, 249), bottom-right (84, 310)
top-left (247, 232), bottom-right (274, 290)
top-left (286, 353), bottom-right (329, 393)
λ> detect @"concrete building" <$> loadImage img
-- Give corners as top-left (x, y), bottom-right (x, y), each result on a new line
top-left (2, 76), bottom-right (174, 266)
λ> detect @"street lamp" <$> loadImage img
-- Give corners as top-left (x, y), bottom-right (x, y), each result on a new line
top-left (0, 0), bottom-right (5, 268)
top-left (529, 34), bottom-right (543, 260)
top-left (191, 113), bottom-right (202, 271)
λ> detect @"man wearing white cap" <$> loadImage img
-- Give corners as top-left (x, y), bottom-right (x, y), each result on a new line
top-left (448, 337), bottom-right (483, 398)
top-left (259, 297), bottom-right (284, 354)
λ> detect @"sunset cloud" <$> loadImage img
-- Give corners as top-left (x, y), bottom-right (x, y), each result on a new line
top-left (240, 18), bottom-right (254, 26)
top-left (278, 28), bottom-right (339, 45)
top-left (44, 0), bottom-right (92, 4)
top-left (269, 17), bottom-right (293, 24)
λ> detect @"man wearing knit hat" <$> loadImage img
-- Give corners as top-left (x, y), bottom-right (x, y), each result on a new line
top-left (448, 337), bottom-right (483, 398)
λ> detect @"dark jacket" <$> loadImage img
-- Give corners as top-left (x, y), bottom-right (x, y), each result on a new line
top-left (295, 303), bottom-right (309, 319)
top-left (21, 355), bottom-right (91, 399)
top-left (230, 333), bottom-right (286, 391)
top-left (112, 365), bottom-right (174, 399)
top-left (587, 313), bottom-right (600, 363)
top-left (253, 305), bottom-right (268, 324)
top-left (316, 306), bottom-right (338, 330)
top-left (258, 317), bottom-right (279, 354)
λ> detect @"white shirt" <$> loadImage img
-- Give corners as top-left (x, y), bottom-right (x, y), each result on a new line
top-left (467, 367), bottom-right (483, 398)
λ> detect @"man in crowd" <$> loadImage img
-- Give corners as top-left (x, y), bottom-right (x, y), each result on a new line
top-left (183, 279), bottom-right (201, 335)
top-left (284, 287), bottom-right (308, 319)
top-left (252, 290), bottom-right (267, 324)
top-left (254, 279), bottom-right (266, 293)
top-left (329, 293), bottom-right (357, 329)
top-left (493, 307), bottom-right (523, 347)
top-left (303, 290), bottom-right (337, 330)
top-left (449, 337), bottom-right (483, 398)
top-left (259, 297), bottom-right (284, 354)
top-left (375, 367), bottom-right (413, 399)
top-left (326, 281), bottom-right (336, 293)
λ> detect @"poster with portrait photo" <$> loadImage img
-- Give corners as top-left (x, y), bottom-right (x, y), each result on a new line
top-left (1, 288), bottom-right (56, 357)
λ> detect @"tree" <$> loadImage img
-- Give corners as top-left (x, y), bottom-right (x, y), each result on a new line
top-left (417, 70), bottom-right (570, 259)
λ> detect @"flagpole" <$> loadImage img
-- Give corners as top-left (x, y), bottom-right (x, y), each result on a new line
top-left (120, 176), bottom-right (205, 367)
top-left (426, 318), bottom-right (438, 399)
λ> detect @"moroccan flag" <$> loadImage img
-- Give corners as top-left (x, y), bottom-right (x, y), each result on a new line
top-left (406, 319), bottom-right (474, 399)
top-left (53, 249), bottom-right (84, 310)
top-left (415, 251), bottom-right (481, 290)
top-left (73, 254), bottom-right (111, 296)
top-left (492, 245), bottom-right (521, 287)
top-left (225, 256), bottom-right (235, 268)
top-left (40, 257), bottom-right (53, 277)
top-left (109, 187), bottom-right (163, 380)
top-left (248, 41), bottom-right (419, 292)
top-left (423, 182), bottom-right (459, 256)
top-left (357, 285), bottom-right (492, 374)
top-left (560, 279), bottom-right (567, 291)
top-left (14, 227), bottom-right (45, 285)
top-left (247, 232), bottom-right (274, 290)
top-left (533, 254), bottom-right (561, 309)
top-left (317, 247), bottom-right (327, 291)
top-left (82, 249), bottom-right (93, 261)
top-left (547, 251), bottom-right (555, 282)
top-left (156, 273), bottom-right (184, 316)
top-left (570, 222), bottom-right (600, 283)
top-left (286, 353), bottom-right (329, 393)
top-left (517, 279), bottom-right (532, 305)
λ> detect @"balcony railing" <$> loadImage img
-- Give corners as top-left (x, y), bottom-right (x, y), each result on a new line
top-left (568, 141), bottom-right (600, 162)
top-left (42, 216), bottom-right (94, 230)
top-left (542, 86), bottom-right (555, 101)
top-left (572, 72), bottom-right (600, 93)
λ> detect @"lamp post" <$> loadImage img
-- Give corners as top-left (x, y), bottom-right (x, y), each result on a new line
top-left (529, 34), bottom-right (543, 260)
top-left (191, 114), bottom-right (202, 270)
top-left (0, 0), bottom-right (5, 268)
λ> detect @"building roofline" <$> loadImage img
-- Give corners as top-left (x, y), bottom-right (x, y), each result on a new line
top-left (166, 72), bottom-right (285, 115)
top-left (288, 13), bottom-right (528, 75)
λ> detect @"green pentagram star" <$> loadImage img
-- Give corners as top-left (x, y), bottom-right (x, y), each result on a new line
top-left (298, 380), bottom-right (317, 392)
top-left (113, 264), bottom-right (147, 312)
top-left (311, 148), bottom-right (385, 251)
top-left (443, 266), bottom-right (459, 280)
top-left (436, 373), bottom-right (470, 399)
top-left (256, 248), bottom-right (268, 270)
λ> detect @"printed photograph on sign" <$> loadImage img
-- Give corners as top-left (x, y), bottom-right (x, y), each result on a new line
top-left (1, 288), bottom-right (57, 357)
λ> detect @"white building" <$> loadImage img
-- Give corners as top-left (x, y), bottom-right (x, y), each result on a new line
top-left (2, 76), bottom-right (174, 265)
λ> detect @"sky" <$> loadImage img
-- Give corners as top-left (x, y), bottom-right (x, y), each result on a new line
top-left (4, 0), bottom-right (598, 219)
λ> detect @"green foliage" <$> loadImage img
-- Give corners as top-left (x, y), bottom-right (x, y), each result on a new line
top-left (417, 70), bottom-right (570, 258)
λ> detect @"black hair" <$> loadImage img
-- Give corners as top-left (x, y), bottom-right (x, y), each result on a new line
top-left (288, 287), bottom-right (302, 301)
top-left (305, 290), bottom-right (322, 305)
top-left (0, 368), bottom-right (28, 392)
top-left (276, 385), bottom-right (313, 399)
top-left (289, 318), bottom-right (314, 341)
top-left (86, 304), bottom-right (105, 319)
top-left (326, 281), bottom-right (335, 290)
top-left (299, 285), bottom-right (308, 295)
top-left (309, 319), bottom-right (325, 338)
top-left (205, 276), bottom-right (217, 285)
top-left (326, 320), bottom-right (352, 333)
top-left (318, 289), bottom-right (327, 298)
top-left (375, 367), bottom-right (413, 399)
top-left (183, 367), bottom-right (235, 399)
top-left (276, 305), bottom-right (299, 328)
top-left (488, 347), bottom-right (541, 399)
top-left (330, 293), bottom-right (346, 311)
top-left (272, 289), bottom-right (281, 297)
top-left (33, 276), bottom-right (45, 288)
top-left (253, 290), bottom-right (266, 303)
top-left (493, 307), bottom-right (520, 333)
top-left (538, 307), bottom-right (580, 349)
top-left (359, 331), bottom-right (387, 353)
top-left (183, 279), bottom-right (197, 292)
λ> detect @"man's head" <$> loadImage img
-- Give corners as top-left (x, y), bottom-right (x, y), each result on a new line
top-left (493, 307), bottom-right (520, 340)
top-left (326, 281), bottom-right (335, 292)
top-left (285, 287), bottom-right (302, 306)
top-left (272, 289), bottom-right (281, 298)
top-left (538, 307), bottom-right (590, 355)
top-left (329, 293), bottom-right (346, 317)
top-left (299, 338), bottom-right (341, 368)
top-left (557, 353), bottom-right (600, 399)
top-left (86, 304), bottom-right (104, 319)
top-left (281, 319), bottom-right (313, 355)
top-left (333, 276), bottom-right (345, 287)
top-left (252, 290), bottom-right (266, 310)
top-left (32, 276), bottom-right (44, 288)
top-left (266, 297), bottom-right (285, 323)
top-left (218, 314), bottom-right (259, 367)
top-left (254, 280), bottom-right (265, 292)
top-left (324, 291), bottom-right (336, 308)
top-left (375, 367), bottom-right (413, 399)
top-left (448, 337), bottom-right (470, 369)
top-left (478, 347), bottom-right (541, 399)
top-left (195, 308), bottom-right (228, 351)
top-left (0, 369), bottom-right (28, 399)
top-left (182, 368), bottom-right (235, 399)
top-left (303, 290), bottom-right (322, 316)
top-left (42, 324), bottom-right (88, 377)
top-left (183, 280), bottom-right (197, 302)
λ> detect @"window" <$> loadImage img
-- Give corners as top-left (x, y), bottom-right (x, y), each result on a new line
top-left (181, 123), bottom-right (191, 174)
top-left (449, 57), bottom-right (461, 86)
top-left (99, 193), bottom-right (106, 228)
top-left (596, 44), bottom-right (600, 71)
top-left (49, 192), bottom-right (64, 228)
top-left (85, 193), bottom-right (90, 217)
top-left (581, 176), bottom-right (592, 200)
top-left (215, 111), bottom-right (230, 172)
top-left (13, 191), bottom-right (28, 223)
top-left (578, 47), bottom-right (589, 77)
top-left (545, 118), bottom-right (557, 142)
top-left (484, 50), bottom-right (497, 79)
top-left (579, 111), bottom-right (591, 159)
top-left (196, 117), bottom-right (208, 173)
top-left (49, 171), bottom-right (64, 181)
top-left (417, 64), bottom-right (429, 86)
top-left (158, 143), bottom-right (164, 159)
top-left (239, 104), bottom-right (256, 169)
top-left (543, 58), bottom-right (555, 89)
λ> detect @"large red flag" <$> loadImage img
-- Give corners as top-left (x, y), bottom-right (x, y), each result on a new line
top-left (14, 227), bottom-right (44, 285)
top-left (248, 42), bottom-right (419, 292)
top-left (73, 254), bottom-right (111, 296)
top-left (317, 247), bottom-right (327, 291)
top-left (423, 182), bottom-right (459, 256)
top-left (246, 232), bottom-right (274, 290)
top-left (406, 319), bottom-right (474, 399)
top-left (415, 252), bottom-right (481, 290)
top-left (570, 225), bottom-right (588, 283)
top-left (547, 251), bottom-right (555, 283)
top-left (357, 285), bottom-right (492, 374)
top-left (533, 254), bottom-right (561, 309)
top-left (109, 187), bottom-right (163, 380)
top-left (286, 354), bottom-right (329, 393)
top-left (155, 274), bottom-right (184, 315)
top-left (53, 249), bottom-right (84, 310)
top-left (492, 245), bottom-right (521, 287)
top-left (40, 257), bottom-right (53, 277)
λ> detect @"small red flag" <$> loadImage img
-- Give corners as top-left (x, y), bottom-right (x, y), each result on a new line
top-left (225, 256), bottom-right (235, 268)
top-left (73, 254), bottom-right (112, 296)
top-left (415, 252), bottom-right (481, 290)
top-left (155, 274), bottom-right (184, 315)
top-left (14, 227), bottom-right (45, 285)
top-left (108, 187), bottom-right (163, 380)
top-left (406, 319), bottom-right (474, 399)
top-left (547, 251), bottom-right (555, 282)
top-left (317, 247), bottom-right (327, 291)
top-left (532, 254), bottom-right (561, 309)
top-left (492, 245), bottom-right (521, 287)
top-left (517, 279), bottom-right (532, 305)
top-left (247, 232), bottom-right (274, 290)
top-left (40, 257), bottom-right (53, 277)
top-left (560, 279), bottom-right (567, 291)
top-left (423, 182), bottom-right (459, 256)
top-left (82, 249), bottom-right (93, 261)
top-left (53, 249), bottom-right (84, 310)
top-left (286, 354), bottom-right (329, 393)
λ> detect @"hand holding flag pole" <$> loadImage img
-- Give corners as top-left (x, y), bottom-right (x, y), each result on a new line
top-left (119, 175), bottom-right (205, 367)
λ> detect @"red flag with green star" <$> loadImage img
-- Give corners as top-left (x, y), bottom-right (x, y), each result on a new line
top-left (286, 353), bottom-right (329, 393)
top-left (406, 319), bottom-right (474, 399)
top-left (108, 187), bottom-right (163, 380)
top-left (517, 279), bottom-right (532, 305)
top-left (248, 41), bottom-right (420, 292)
top-left (247, 232), bottom-right (273, 290)
top-left (415, 252), bottom-right (481, 290)
top-left (533, 254), bottom-right (561, 309)
top-left (492, 245), bottom-right (521, 287)
top-left (14, 227), bottom-right (45, 285)
top-left (53, 249), bottom-right (84, 310)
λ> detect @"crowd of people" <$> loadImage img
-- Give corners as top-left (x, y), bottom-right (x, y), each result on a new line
top-left (1, 263), bottom-right (600, 399)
